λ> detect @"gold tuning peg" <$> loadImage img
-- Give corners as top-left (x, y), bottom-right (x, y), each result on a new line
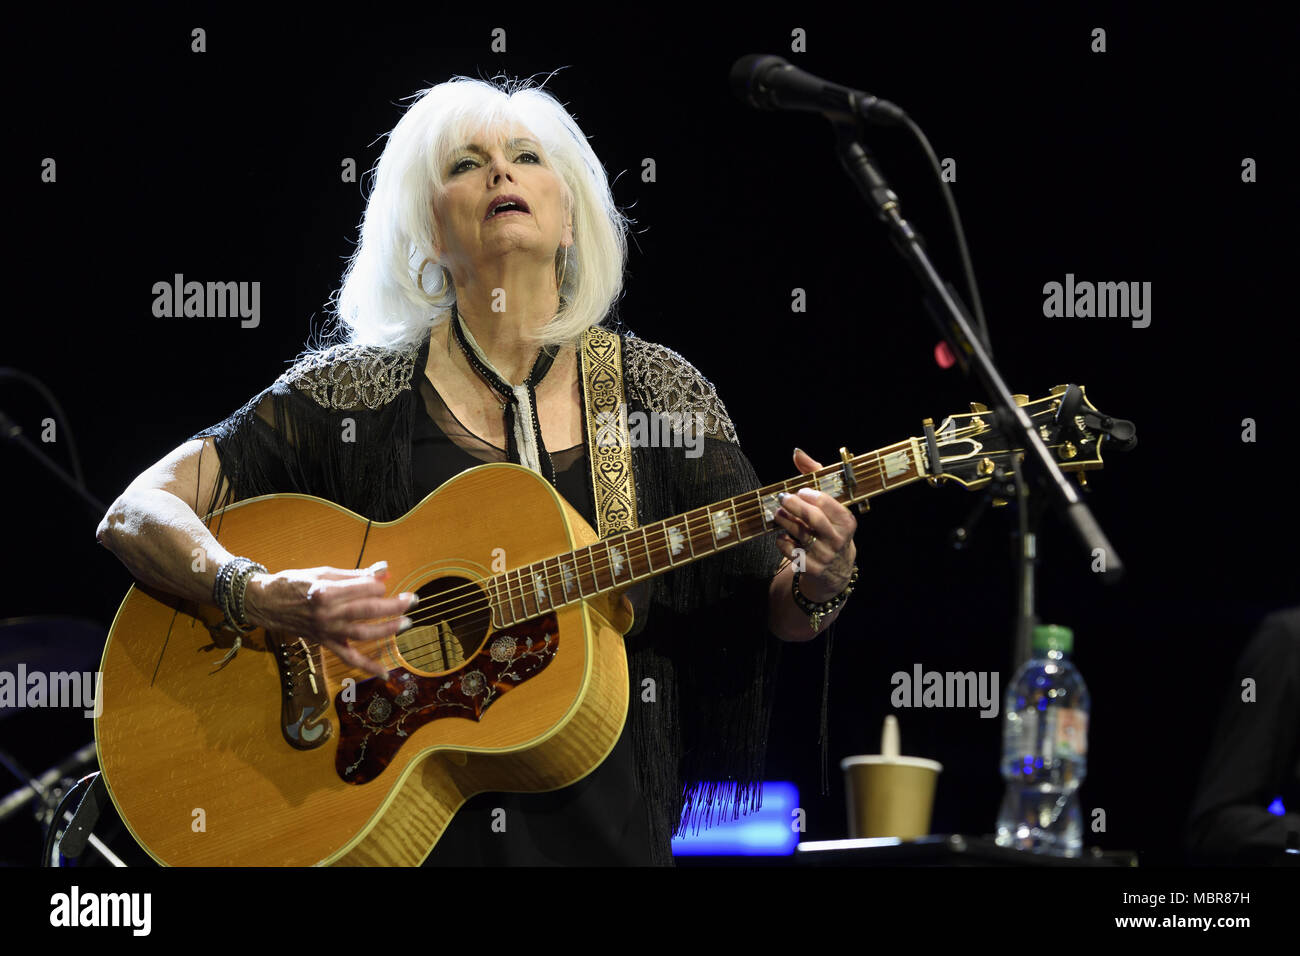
top-left (970, 402), bottom-right (989, 413)
top-left (1012, 394), bottom-right (1029, 406)
top-left (1049, 384), bottom-right (1068, 396)
top-left (1076, 472), bottom-right (1088, 488)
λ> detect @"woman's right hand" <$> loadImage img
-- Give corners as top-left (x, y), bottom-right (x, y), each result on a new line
top-left (243, 560), bottom-right (417, 678)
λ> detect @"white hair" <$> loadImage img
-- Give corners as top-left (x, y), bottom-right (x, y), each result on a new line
top-left (329, 75), bottom-right (630, 350)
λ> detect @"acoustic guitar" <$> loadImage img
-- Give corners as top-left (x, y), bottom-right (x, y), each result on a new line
top-left (94, 386), bottom-right (1121, 865)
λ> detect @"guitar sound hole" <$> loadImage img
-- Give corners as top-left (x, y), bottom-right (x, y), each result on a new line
top-left (395, 576), bottom-right (492, 674)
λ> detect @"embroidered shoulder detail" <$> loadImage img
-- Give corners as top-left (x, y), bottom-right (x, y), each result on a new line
top-left (621, 334), bottom-right (739, 444)
top-left (278, 342), bottom-right (420, 411)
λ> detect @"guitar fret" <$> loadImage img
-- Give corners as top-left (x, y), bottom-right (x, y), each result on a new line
top-left (524, 566), bottom-right (540, 617)
top-left (557, 554), bottom-right (577, 603)
top-left (815, 466), bottom-right (845, 500)
top-left (487, 576), bottom-right (506, 627)
top-left (505, 569), bottom-right (524, 623)
top-left (598, 542), bottom-right (611, 589)
top-left (663, 521), bottom-right (685, 565)
top-left (686, 509), bottom-right (703, 557)
top-left (573, 554), bottom-right (585, 600)
top-left (739, 491), bottom-right (767, 537)
top-left (530, 563), bottom-right (550, 612)
top-left (511, 567), bottom-right (526, 619)
top-left (494, 571), bottom-right (509, 624)
top-left (607, 538), bottom-right (626, 583)
top-left (735, 495), bottom-right (759, 540)
top-left (878, 447), bottom-right (909, 494)
top-left (584, 544), bottom-right (604, 593)
top-left (640, 526), bottom-right (655, 576)
top-left (544, 557), bottom-right (563, 609)
top-left (714, 500), bottom-right (739, 548)
top-left (515, 565), bottom-right (531, 617)
top-left (640, 529), bottom-right (654, 578)
top-left (653, 526), bottom-right (667, 572)
top-left (624, 531), bottom-right (645, 580)
top-left (506, 567), bottom-right (527, 621)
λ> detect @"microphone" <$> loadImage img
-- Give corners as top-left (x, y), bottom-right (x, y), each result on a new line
top-left (729, 54), bottom-right (906, 126)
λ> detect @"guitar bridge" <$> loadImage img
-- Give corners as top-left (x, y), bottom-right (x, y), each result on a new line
top-left (270, 634), bottom-right (333, 750)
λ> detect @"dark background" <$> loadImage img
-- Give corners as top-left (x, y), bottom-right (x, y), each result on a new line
top-left (2, 5), bottom-right (1296, 867)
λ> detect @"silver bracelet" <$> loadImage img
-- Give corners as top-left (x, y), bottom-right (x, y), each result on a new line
top-left (214, 557), bottom-right (267, 634)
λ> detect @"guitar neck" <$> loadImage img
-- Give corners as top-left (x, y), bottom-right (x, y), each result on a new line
top-left (487, 436), bottom-right (929, 627)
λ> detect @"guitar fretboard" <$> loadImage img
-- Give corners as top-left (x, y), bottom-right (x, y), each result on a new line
top-left (486, 437), bottom-right (928, 627)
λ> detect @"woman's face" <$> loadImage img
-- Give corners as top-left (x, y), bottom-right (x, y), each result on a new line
top-left (432, 123), bottom-right (572, 280)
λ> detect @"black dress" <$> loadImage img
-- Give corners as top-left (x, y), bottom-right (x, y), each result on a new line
top-left (409, 358), bottom-right (655, 865)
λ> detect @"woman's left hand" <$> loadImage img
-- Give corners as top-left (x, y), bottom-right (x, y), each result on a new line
top-left (772, 448), bottom-right (859, 601)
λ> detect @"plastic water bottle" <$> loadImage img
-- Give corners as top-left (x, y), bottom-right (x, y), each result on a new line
top-left (995, 624), bottom-right (1090, 855)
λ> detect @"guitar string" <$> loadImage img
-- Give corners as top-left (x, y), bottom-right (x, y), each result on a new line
top-left (299, 431), bottom-right (1064, 682)
top-left (298, 427), bottom-right (1052, 680)
top-left (375, 451), bottom-right (896, 638)
top-left (395, 422), bottom-right (1001, 630)
top-left (302, 459), bottom-right (859, 683)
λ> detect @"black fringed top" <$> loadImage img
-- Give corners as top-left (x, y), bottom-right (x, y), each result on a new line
top-left (189, 322), bottom-right (785, 866)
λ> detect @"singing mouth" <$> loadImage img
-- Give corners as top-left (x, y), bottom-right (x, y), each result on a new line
top-left (485, 195), bottom-right (531, 220)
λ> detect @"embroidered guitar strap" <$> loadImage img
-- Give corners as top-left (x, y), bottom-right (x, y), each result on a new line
top-left (580, 326), bottom-right (638, 537)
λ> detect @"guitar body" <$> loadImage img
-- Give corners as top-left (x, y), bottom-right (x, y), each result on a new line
top-left (94, 463), bottom-right (634, 866)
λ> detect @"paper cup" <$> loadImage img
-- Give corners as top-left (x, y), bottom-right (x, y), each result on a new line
top-left (840, 755), bottom-right (943, 840)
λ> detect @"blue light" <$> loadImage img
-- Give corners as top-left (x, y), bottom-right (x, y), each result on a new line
top-left (1267, 797), bottom-right (1286, 816)
top-left (671, 781), bottom-right (800, 856)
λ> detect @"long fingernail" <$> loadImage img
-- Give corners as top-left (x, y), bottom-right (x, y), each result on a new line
top-left (396, 616), bottom-right (413, 634)
top-left (794, 447), bottom-right (804, 456)
top-left (401, 592), bottom-right (418, 610)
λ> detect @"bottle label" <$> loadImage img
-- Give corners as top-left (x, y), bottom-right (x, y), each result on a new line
top-left (1007, 707), bottom-right (1089, 761)
top-left (1048, 707), bottom-right (1088, 759)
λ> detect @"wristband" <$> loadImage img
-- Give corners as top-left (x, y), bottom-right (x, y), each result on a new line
top-left (792, 564), bottom-right (859, 633)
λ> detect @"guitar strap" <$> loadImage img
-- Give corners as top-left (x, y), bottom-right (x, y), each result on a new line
top-left (579, 326), bottom-right (638, 537)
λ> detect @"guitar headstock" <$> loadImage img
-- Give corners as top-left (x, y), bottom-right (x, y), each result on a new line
top-left (924, 385), bottom-right (1126, 489)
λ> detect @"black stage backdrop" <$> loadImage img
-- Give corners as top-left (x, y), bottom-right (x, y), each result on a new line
top-left (3, 3), bottom-right (1296, 882)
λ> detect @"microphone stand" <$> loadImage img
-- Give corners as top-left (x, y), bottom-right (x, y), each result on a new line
top-left (831, 121), bottom-right (1124, 668)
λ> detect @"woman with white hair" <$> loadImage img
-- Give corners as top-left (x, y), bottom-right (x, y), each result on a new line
top-left (96, 76), bottom-right (859, 865)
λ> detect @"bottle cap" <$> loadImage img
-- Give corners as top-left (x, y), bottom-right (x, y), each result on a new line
top-left (1033, 624), bottom-right (1073, 653)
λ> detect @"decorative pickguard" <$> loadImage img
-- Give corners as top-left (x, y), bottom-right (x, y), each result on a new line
top-left (334, 613), bottom-right (559, 784)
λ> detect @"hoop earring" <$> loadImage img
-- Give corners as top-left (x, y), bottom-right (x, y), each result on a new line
top-left (557, 245), bottom-right (570, 297)
top-left (416, 257), bottom-right (446, 296)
